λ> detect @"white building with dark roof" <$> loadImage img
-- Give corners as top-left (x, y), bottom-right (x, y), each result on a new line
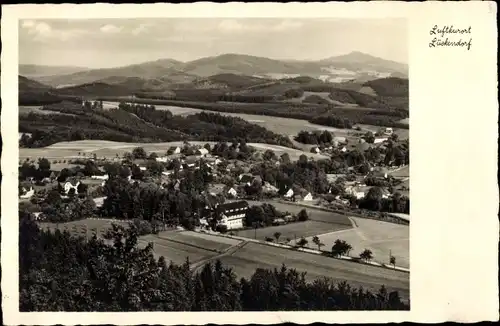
top-left (216, 201), bottom-right (249, 230)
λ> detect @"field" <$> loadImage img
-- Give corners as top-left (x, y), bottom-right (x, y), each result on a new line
top-left (246, 200), bottom-right (353, 225)
top-left (154, 230), bottom-right (241, 252)
top-left (19, 140), bottom-right (330, 161)
top-left (218, 242), bottom-right (409, 300)
top-left (140, 233), bottom-right (221, 266)
top-left (103, 101), bottom-right (361, 138)
top-left (233, 220), bottom-right (352, 242)
top-left (304, 217), bottom-right (409, 268)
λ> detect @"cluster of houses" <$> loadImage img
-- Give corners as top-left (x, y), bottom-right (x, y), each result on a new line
top-left (310, 127), bottom-right (395, 155)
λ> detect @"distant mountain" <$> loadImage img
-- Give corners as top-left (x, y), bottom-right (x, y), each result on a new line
top-left (177, 53), bottom-right (323, 77)
top-left (25, 52), bottom-right (408, 89)
top-left (319, 51), bottom-right (408, 76)
top-left (32, 58), bottom-right (184, 87)
top-left (19, 64), bottom-right (88, 77)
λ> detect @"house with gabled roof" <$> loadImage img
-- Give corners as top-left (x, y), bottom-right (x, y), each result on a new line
top-left (19, 186), bottom-right (35, 199)
top-left (215, 200), bottom-right (249, 230)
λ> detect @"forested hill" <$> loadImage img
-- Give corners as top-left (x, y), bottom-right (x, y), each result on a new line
top-left (19, 101), bottom-right (295, 148)
top-left (19, 216), bottom-right (409, 311)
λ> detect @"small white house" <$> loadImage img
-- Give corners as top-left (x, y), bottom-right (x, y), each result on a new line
top-left (384, 127), bottom-right (393, 135)
top-left (340, 147), bottom-right (347, 153)
top-left (20, 187), bottom-right (35, 199)
top-left (156, 156), bottom-right (170, 163)
top-left (302, 192), bottom-right (313, 201)
top-left (169, 146), bottom-right (181, 155)
top-left (354, 191), bottom-right (365, 199)
top-left (64, 181), bottom-right (80, 194)
top-left (196, 148), bottom-right (209, 156)
top-left (227, 187), bottom-right (238, 197)
top-left (284, 188), bottom-right (294, 198)
top-left (262, 182), bottom-right (279, 194)
top-left (91, 174), bottom-right (109, 181)
top-left (139, 166), bottom-right (147, 171)
top-left (374, 138), bottom-right (388, 144)
top-left (162, 170), bottom-right (174, 177)
top-left (345, 186), bottom-right (365, 200)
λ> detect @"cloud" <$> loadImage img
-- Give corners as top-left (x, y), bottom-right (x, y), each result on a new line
top-left (217, 19), bottom-right (303, 33)
top-left (21, 20), bottom-right (36, 28)
top-left (272, 20), bottom-right (303, 31)
top-left (21, 20), bottom-right (88, 43)
top-left (100, 24), bottom-right (123, 34)
top-left (131, 23), bottom-right (150, 36)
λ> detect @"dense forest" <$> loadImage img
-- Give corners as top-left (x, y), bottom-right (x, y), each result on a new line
top-left (19, 216), bottom-right (409, 311)
top-left (19, 102), bottom-right (294, 148)
top-left (124, 97), bottom-right (408, 130)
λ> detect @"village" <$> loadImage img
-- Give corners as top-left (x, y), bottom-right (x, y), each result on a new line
top-left (19, 125), bottom-right (409, 234)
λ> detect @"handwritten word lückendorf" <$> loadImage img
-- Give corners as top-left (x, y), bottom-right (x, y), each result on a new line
top-left (429, 25), bottom-right (472, 50)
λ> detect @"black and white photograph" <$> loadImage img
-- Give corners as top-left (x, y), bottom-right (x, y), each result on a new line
top-left (16, 17), bottom-right (411, 312)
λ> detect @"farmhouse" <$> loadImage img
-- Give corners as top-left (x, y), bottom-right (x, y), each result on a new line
top-left (63, 181), bottom-right (80, 194)
top-left (91, 174), bottom-right (109, 181)
top-left (384, 127), bottom-right (394, 135)
top-left (19, 186), bottom-right (35, 199)
top-left (345, 186), bottom-right (366, 199)
top-left (302, 192), bottom-right (314, 201)
top-left (262, 182), bottom-right (279, 194)
top-left (311, 147), bottom-right (321, 154)
top-left (216, 201), bottom-right (249, 230)
top-left (156, 156), bottom-right (170, 163)
top-left (227, 187), bottom-right (238, 197)
top-left (162, 170), bottom-right (174, 177)
top-left (374, 137), bottom-right (388, 144)
top-left (196, 148), bottom-right (209, 156)
top-left (272, 218), bottom-right (286, 226)
top-left (283, 188), bottom-right (294, 199)
top-left (168, 146), bottom-right (181, 155)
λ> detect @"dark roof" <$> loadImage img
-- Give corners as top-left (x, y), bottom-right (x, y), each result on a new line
top-left (217, 201), bottom-right (249, 214)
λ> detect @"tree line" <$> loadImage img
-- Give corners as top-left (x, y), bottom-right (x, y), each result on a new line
top-left (19, 101), bottom-right (295, 148)
top-left (19, 216), bottom-right (409, 311)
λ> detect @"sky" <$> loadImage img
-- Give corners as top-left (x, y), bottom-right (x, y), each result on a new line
top-left (19, 18), bottom-right (408, 69)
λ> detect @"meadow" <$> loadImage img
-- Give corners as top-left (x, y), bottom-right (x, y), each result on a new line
top-left (304, 216), bottom-right (410, 268)
top-left (19, 140), bottom-right (330, 161)
top-left (217, 242), bottom-right (410, 300)
top-left (233, 220), bottom-right (352, 242)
